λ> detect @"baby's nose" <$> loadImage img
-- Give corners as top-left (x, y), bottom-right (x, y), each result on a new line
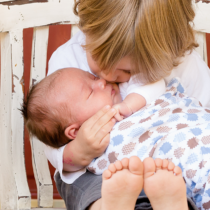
top-left (94, 78), bottom-right (106, 89)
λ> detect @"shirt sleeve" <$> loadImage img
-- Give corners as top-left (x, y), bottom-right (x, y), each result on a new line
top-left (119, 76), bottom-right (166, 104)
top-left (43, 143), bottom-right (86, 184)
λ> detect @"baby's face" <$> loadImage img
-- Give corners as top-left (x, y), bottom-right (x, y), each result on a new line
top-left (54, 68), bottom-right (122, 125)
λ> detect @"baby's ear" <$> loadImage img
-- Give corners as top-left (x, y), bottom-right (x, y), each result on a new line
top-left (64, 123), bottom-right (80, 140)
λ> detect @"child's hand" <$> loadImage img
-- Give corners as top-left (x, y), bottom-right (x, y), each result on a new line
top-left (112, 102), bottom-right (133, 121)
top-left (72, 105), bottom-right (116, 166)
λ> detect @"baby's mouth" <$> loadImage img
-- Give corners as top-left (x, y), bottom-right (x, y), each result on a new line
top-left (111, 88), bottom-right (116, 95)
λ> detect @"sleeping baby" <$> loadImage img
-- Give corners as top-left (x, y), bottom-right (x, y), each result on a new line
top-left (22, 67), bottom-right (210, 209)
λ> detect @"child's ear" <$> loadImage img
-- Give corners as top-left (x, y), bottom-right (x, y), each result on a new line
top-left (64, 123), bottom-right (80, 140)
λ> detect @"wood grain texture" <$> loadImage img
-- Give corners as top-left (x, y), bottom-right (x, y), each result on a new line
top-left (10, 29), bottom-right (31, 209)
top-left (0, 0), bottom-right (48, 6)
top-left (0, 32), bottom-right (18, 210)
top-left (195, 0), bottom-right (210, 3)
top-left (0, 0), bottom-right (78, 32)
top-left (193, 1), bottom-right (210, 33)
top-left (29, 26), bottom-right (53, 208)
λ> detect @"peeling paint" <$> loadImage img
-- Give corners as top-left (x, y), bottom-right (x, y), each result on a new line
top-left (12, 81), bottom-right (15, 93)
top-left (18, 196), bottom-right (29, 200)
top-left (0, 0), bottom-right (48, 6)
top-left (32, 78), bottom-right (37, 86)
top-left (20, 75), bottom-right (24, 93)
top-left (195, 0), bottom-right (210, 3)
top-left (12, 74), bottom-right (19, 93)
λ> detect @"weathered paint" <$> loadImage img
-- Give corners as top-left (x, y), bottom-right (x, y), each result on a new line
top-left (0, 0), bottom-right (48, 6)
top-left (29, 26), bottom-right (53, 208)
top-left (0, 0), bottom-right (78, 32)
top-left (193, 1), bottom-right (210, 33)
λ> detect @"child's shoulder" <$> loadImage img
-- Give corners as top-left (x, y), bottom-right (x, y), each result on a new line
top-left (181, 50), bottom-right (206, 67)
top-left (174, 50), bottom-right (208, 74)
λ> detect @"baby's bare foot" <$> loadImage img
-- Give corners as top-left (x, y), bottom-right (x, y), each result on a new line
top-left (143, 157), bottom-right (188, 210)
top-left (101, 156), bottom-right (143, 210)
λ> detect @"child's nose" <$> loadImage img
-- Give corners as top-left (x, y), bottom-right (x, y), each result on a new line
top-left (94, 78), bottom-right (106, 89)
top-left (101, 72), bottom-right (117, 82)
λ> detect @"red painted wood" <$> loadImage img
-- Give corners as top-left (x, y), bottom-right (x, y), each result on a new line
top-left (23, 25), bottom-right (71, 199)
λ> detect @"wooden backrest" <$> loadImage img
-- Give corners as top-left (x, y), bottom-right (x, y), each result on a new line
top-left (0, 1), bottom-right (78, 209)
top-left (0, 0), bottom-right (209, 209)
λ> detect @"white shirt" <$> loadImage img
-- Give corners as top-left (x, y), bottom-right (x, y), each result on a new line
top-left (45, 30), bottom-right (210, 184)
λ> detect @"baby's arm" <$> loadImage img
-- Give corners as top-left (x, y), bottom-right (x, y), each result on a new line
top-left (114, 78), bottom-right (166, 121)
top-left (63, 105), bottom-right (116, 172)
top-left (113, 93), bottom-right (146, 121)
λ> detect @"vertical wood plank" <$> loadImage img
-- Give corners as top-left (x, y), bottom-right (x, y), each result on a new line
top-left (29, 26), bottom-right (53, 208)
top-left (10, 29), bottom-right (31, 209)
top-left (0, 32), bottom-right (18, 210)
top-left (195, 32), bottom-right (208, 65)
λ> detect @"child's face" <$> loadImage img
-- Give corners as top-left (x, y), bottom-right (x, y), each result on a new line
top-left (54, 68), bottom-right (122, 125)
top-left (86, 51), bottom-right (132, 83)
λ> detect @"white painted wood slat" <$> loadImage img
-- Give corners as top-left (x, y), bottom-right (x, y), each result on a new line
top-left (193, 1), bottom-right (210, 33)
top-left (10, 29), bottom-right (31, 209)
top-left (0, 0), bottom-right (79, 32)
top-left (0, 0), bottom-right (12, 2)
top-left (195, 32), bottom-right (208, 65)
top-left (29, 26), bottom-right (53, 208)
top-left (0, 32), bottom-right (19, 210)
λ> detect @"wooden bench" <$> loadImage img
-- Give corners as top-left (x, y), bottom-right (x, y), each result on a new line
top-left (0, 0), bottom-right (209, 209)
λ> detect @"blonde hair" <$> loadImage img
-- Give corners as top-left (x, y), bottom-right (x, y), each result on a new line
top-left (74, 0), bottom-right (198, 83)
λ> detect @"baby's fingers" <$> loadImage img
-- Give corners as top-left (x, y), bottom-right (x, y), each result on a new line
top-left (114, 113), bottom-right (124, 122)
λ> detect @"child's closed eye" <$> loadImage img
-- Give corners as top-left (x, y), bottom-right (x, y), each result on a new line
top-left (122, 70), bottom-right (131, 74)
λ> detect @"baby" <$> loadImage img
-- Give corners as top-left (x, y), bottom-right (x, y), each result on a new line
top-left (22, 67), bottom-right (165, 148)
top-left (22, 67), bottom-right (210, 209)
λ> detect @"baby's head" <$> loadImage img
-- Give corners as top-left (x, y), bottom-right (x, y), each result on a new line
top-left (21, 68), bottom-right (122, 148)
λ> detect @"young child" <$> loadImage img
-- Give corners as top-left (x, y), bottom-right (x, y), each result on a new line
top-left (23, 69), bottom-right (209, 210)
top-left (40, 0), bottom-right (210, 209)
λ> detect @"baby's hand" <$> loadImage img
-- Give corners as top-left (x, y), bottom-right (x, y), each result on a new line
top-left (113, 102), bottom-right (133, 121)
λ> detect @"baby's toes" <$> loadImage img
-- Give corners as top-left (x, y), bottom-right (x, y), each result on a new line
top-left (103, 169), bottom-right (112, 180)
top-left (121, 158), bottom-right (129, 169)
top-left (114, 160), bottom-right (123, 171)
top-left (154, 158), bottom-right (163, 171)
top-left (174, 166), bottom-right (182, 176)
top-left (162, 159), bottom-right (169, 170)
top-left (108, 163), bottom-right (117, 173)
top-left (168, 162), bottom-right (175, 171)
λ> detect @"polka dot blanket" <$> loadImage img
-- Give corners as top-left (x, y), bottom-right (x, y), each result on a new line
top-left (87, 77), bottom-right (210, 209)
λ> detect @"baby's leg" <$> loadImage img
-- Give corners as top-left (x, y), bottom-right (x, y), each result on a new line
top-left (143, 157), bottom-right (188, 210)
top-left (89, 156), bottom-right (144, 210)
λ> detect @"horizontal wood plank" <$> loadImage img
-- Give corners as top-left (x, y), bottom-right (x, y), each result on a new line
top-left (0, 0), bottom-right (47, 6)
top-left (193, 1), bottom-right (210, 33)
top-left (0, 0), bottom-right (78, 32)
